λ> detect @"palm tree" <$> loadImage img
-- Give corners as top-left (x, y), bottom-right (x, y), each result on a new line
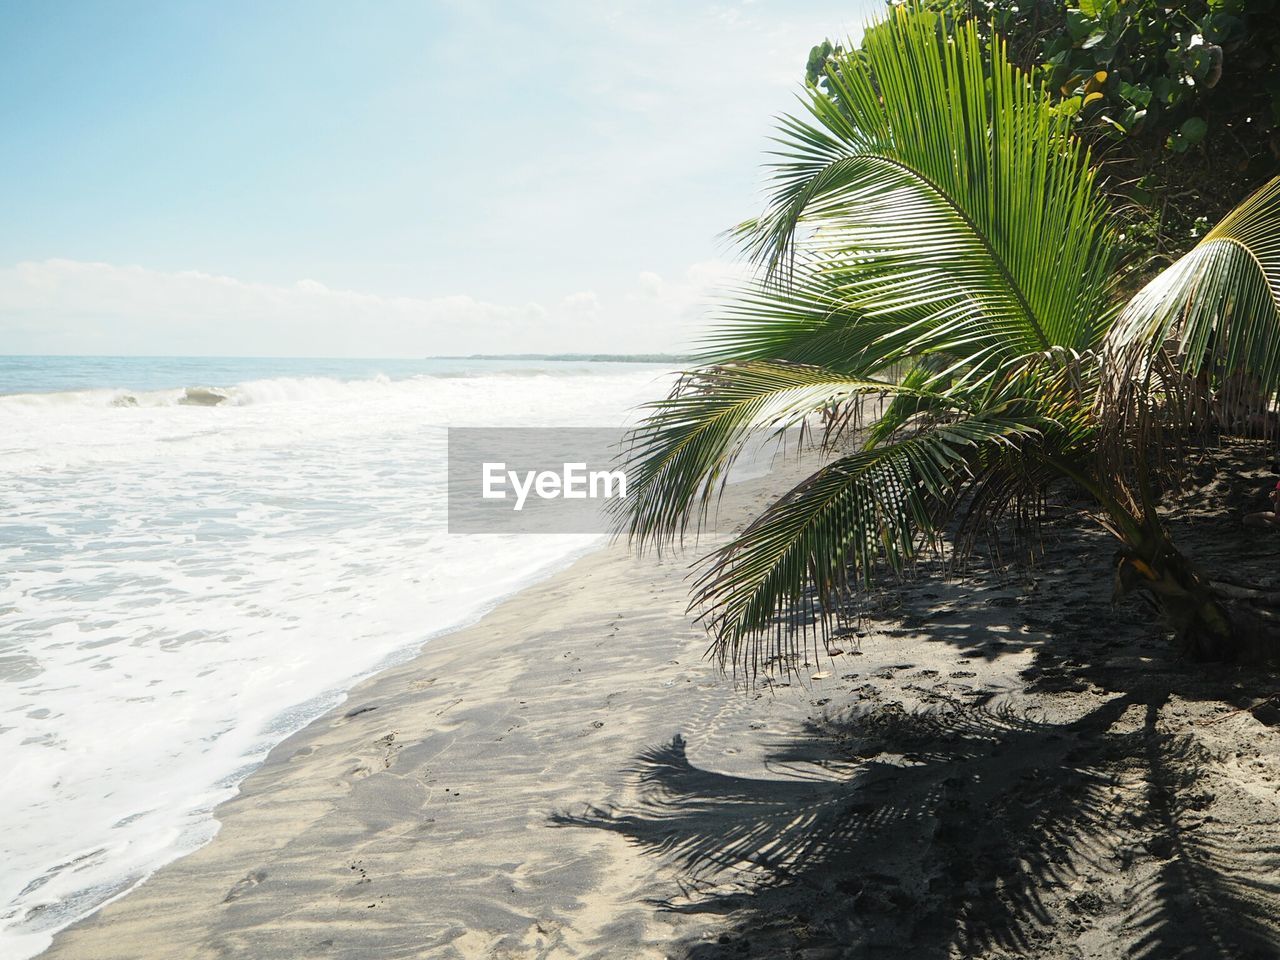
top-left (620, 4), bottom-right (1280, 678)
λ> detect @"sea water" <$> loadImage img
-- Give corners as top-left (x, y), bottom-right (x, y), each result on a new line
top-left (0, 356), bottom-right (674, 958)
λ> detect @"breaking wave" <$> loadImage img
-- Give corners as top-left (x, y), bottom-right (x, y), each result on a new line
top-left (0, 360), bottom-right (673, 957)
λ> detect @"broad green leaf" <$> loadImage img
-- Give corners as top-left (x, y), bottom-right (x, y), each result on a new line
top-left (1181, 115), bottom-right (1209, 145)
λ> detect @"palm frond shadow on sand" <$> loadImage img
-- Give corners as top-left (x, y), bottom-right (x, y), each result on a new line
top-left (553, 691), bottom-right (1280, 959)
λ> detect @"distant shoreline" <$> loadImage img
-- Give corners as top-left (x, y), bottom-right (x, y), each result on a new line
top-left (428, 353), bottom-right (693, 364)
top-left (0, 354), bottom-right (685, 399)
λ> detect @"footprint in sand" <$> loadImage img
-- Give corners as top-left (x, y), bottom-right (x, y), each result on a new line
top-left (223, 870), bottom-right (266, 902)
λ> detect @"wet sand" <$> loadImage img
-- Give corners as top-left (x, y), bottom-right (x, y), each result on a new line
top-left (41, 453), bottom-right (1280, 959)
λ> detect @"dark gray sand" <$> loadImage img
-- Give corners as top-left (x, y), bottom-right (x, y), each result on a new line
top-left (42, 450), bottom-right (1280, 959)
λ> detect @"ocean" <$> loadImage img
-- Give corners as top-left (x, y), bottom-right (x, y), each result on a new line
top-left (0, 355), bottom-right (675, 958)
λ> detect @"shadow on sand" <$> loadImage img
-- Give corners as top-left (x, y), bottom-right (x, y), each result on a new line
top-left (554, 453), bottom-right (1280, 958)
top-left (555, 691), bottom-right (1280, 958)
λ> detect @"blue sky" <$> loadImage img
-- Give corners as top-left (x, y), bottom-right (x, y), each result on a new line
top-left (0, 1), bottom-right (874, 356)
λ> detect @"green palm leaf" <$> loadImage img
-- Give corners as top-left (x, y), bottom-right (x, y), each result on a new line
top-left (732, 6), bottom-right (1116, 370)
top-left (695, 257), bottom-right (905, 371)
top-left (1106, 175), bottom-right (1280, 407)
top-left (619, 361), bottom-right (958, 549)
top-left (693, 409), bottom-right (1047, 676)
top-left (620, 3), bottom-right (1124, 669)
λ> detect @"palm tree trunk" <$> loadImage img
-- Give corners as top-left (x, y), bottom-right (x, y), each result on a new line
top-left (1056, 459), bottom-right (1269, 664)
top-left (1112, 515), bottom-right (1276, 664)
top-left (1114, 540), bottom-right (1231, 660)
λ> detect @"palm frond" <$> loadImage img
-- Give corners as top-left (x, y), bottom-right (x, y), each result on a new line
top-left (619, 3), bottom-right (1127, 673)
top-left (693, 408), bottom-right (1048, 676)
top-left (619, 361), bottom-right (960, 549)
top-left (731, 6), bottom-right (1115, 371)
top-left (1105, 175), bottom-right (1280, 423)
top-left (864, 354), bottom-right (955, 446)
top-left (694, 258), bottom-right (902, 371)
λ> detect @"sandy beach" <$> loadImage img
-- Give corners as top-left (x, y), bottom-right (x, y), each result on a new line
top-left (40, 454), bottom-right (1280, 959)
top-left (9, 1), bottom-right (1280, 957)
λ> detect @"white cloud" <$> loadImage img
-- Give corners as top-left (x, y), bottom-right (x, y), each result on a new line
top-left (431, 1), bottom-right (874, 301)
top-left (0, 1), bottom-right (877, 359)
top-left (633, 260), bottom-right (748, 309)
top-left (561, 290), bottom-right (601, 316)
top-left (0, 258), bottom-right (744, 357)
top-left (638, 271), bottom-right (664, 298)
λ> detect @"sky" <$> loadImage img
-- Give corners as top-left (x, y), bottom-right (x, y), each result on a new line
top-left (0, 0), bottom-right (876, 357)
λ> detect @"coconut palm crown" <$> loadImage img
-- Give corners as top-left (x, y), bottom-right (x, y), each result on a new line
top-left (620, 4), bottom-right (1280, 678)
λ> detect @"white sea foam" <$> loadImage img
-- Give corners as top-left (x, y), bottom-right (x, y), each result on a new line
top-left (0, 365), bottom-right (674, 959)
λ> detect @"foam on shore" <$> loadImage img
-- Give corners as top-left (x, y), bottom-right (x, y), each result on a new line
top-left (0, 364), bottom-right (674, 958)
